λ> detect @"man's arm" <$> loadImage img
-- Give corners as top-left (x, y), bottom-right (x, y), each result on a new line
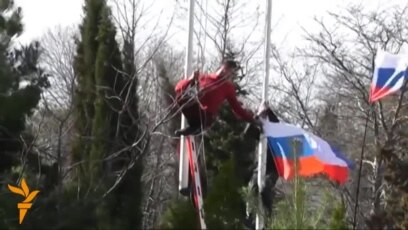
top-left (175, 71), bottom-right (201, 93)
top-left (186, 70), bottom-right (200, 81)
top-left (226, 83), bottom-right (254, 122)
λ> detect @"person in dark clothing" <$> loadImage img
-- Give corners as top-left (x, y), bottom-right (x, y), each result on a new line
top-left (174, 60), bottom-right (256, 136)
top-left (243, 103), bottom-right (280, 229)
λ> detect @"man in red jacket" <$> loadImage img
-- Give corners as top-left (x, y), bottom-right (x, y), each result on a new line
top-left (174, 60), bottom-right (255, 136)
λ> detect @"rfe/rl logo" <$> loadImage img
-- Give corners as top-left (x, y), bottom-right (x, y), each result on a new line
top-left (8, 178), bottom-right (40, 224)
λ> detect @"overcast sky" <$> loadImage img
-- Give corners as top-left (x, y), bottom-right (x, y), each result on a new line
top-left (13, 0), bottom-right (405, 51)
top-left (10, 0), bottom-right (406, 108)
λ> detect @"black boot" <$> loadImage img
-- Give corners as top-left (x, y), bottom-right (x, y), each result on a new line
top-left (175, 126), bottom-right (202, 136)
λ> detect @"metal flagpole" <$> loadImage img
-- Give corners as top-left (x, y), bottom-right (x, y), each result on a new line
top-left (256, 0), bottom-right (272, 229)
top-left (179, 0), bottom-right (195, 193)
top-left (352, 106), bottom-right (372, 230)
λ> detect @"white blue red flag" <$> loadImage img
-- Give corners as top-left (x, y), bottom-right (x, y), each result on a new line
top-left (370, 49), bottom-right (408, 103)
top-left (261, 119), bottom-right (354, 185)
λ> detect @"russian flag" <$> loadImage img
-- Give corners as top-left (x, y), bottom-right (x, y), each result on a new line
top-left (370, 49), bottom-right (408, 103)
top-left (261, 119), bottom-right (354, 185)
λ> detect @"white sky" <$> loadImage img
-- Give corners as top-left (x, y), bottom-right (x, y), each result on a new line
top-left (13, 0), bottom-right (404, 48)
top-left (10, 0), bottom-right (407, 111)
top-left (15, 0), bottom-right (83, 44)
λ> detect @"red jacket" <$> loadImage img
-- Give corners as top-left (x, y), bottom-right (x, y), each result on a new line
top-left (175, 73), bottom-right (254, 122)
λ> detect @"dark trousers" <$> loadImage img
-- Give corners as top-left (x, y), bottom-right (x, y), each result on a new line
top-left (177, 95), bottom-right (214, 130)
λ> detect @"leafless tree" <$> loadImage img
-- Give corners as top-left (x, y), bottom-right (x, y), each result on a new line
top-left (103, 0), bottom-right (181, 226)
top-left (141, 46), bottom-right (185, 227)
top-left (27, 25), bottom-right (78, 193)
top-left (268, 47), bottom-right (320, 128)
top-left (297, 4), bottom-right (408, 228)
top-left (186, 0), bottom-right (265, 109)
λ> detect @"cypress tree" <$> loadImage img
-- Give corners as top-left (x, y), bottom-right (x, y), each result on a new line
top-left (88, 4), bottom-right (123, 181)
top-left (72, 0), bottom-right (142, 227)
top-left (72, 0), bottom-right (123, 183)
top-left (72, 0), bottom-right (101, 173)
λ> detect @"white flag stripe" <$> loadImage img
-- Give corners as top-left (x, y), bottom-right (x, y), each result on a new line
top-left (261, 118), bottom-right (305, 137)
top-left (307, 133), bottom-right (348, 167)
top-left (375, 50), bottom-right (408, 68)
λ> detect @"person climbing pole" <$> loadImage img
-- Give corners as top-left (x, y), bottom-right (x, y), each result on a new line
top-left (174, 59), bottom-right (258, 136)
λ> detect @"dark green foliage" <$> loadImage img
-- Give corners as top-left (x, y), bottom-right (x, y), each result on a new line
top-left (72, 0), bottom-right (122, 184)
top-left (8, 179), bottom-right (102, 229)
top-left (0, 0), bottom-right (23, 39)
top-left (193, 52), bottom-right (258, 227)
top-left (329, 201), bottom-right (348, 230)
top-left (0, 183), bottom-right (21, 229)
top-left (72, 0), bottom-right (98, 167)
top-left (204, 78), bottom-right (257, 185)
top-left (101, 163), bottom-right (143, 229)
top-left (365, 119), bottom-right (408, 229)
top-left (73, 0), bottom-right (104, 173)
top-left (381, 147), bottom-right (408, 229)
top-left (0, 0), bottom-right (49, 172)
top-left (197, 104), bottom-right (257, 228)
top-left (71, 0), bottom-right (143, 227)
top-left (159, 199), bottom-right (199, 229)
top-left (88, 4), bottom-right (121, 180)
top-left (204, 158), bottom-right (247, 229)
top-left (73, 0), bottom-right (126, 171)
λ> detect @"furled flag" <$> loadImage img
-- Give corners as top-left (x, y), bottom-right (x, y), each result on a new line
top-left (370, 49), bottom-right (408, 103)
top-left (261, 119), bottom-right (354, 185)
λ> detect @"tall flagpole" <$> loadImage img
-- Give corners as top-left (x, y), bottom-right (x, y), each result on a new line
top-left (179, 0), bottom-right (195, 193)
top-left (256, 0), bottom-right (272, 229)
top-left (352, 106), bottom-right (372, 230)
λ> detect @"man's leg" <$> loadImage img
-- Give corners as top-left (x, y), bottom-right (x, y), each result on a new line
top-left (175, 102), bottom-right (203, 136)
top-left (175, 125), bottom-right (201, 136)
